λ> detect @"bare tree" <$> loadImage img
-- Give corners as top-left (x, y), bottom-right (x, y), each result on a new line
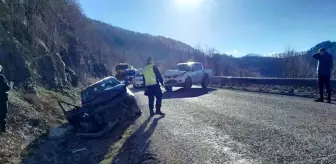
top-left (277, 48), bottom-right (314, 78)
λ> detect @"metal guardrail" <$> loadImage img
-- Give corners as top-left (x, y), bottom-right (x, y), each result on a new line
top-left (210, 76), bottom-right (336, 88)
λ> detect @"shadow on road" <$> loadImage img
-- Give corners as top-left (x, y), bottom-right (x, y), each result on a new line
top-left (129, 87), bottom-right (145, 93)
top-left (111, 115), bottom-right (165, 164)
top-left (22, 115), bottom-right (141, 164)
top-left (163, 88), bottom-right (217, 99)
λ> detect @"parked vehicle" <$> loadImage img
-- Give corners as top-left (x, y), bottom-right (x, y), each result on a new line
top-left (163, 62), bottom-right (211, 92)
top-left (125, 68), bottom-right (137, 82)
top-left (58, 76), bottom-right (141, 138)
top-left (115, 63), bottom-right (132, 81)
top-left (133, 72), bottom-right (145, 88)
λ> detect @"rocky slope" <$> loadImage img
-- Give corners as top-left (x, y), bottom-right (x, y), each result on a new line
top-left (0, 0), bottom-right (204, 90)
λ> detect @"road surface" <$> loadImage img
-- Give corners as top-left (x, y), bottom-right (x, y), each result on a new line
top-left (113, 86), bottom-right (336, 164)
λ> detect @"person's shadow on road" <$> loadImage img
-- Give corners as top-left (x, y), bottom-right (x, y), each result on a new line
top-left (112, 115), bottom-right (165, 164)
top-left (163, 88), bottom-right (217, 99)
top-left (129, 87), bottom-right (146, 93)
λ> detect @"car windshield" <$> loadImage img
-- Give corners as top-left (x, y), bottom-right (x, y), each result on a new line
top-left (174, 64), bottom-right (191, 71)
top-left (116, 65), bottom-right (128, 71)
top-left (81, 78), bottom-right (120, 102)
top-left (127, 70), bottom-right (136, 76)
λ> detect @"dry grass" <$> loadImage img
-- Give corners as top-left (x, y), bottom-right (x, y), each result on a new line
top-left (0, 87), bottom-right (81, 164)
top-left (85, 77), bottom-right (101, 86)
top-left (99, 125), bottom-right (137, 164)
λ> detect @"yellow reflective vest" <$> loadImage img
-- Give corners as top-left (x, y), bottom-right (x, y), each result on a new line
top-left (143, 64), bottom-right (157, 86)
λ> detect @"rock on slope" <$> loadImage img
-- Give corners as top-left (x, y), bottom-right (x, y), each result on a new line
top-left (0, 0), bottom-right (113, 89)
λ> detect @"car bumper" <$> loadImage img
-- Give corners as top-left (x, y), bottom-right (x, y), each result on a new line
top-left (164, 79), bottom-right (185, 87)
top-left (133, 81), bottom-right (144, 87)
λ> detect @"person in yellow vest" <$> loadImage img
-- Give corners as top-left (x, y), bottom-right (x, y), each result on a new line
top-left (142, 57), bottom-right (165, 116)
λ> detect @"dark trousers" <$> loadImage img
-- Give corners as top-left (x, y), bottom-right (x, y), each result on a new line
top-left (318, 75), bottom-right (332, 100)
top-left (146, 84), bottom-right (162, 113)
top-left (0, 100), bottom-right (8, 132)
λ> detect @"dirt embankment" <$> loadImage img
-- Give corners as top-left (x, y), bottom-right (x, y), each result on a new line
top-left (0, 87), bottom-right (81, 164)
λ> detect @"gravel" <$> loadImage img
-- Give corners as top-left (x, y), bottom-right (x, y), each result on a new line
top-left (114, 86), bottom-right (336, 164)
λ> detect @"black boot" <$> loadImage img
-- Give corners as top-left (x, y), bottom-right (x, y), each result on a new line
top-left (155, 107), bottom-right (165, 116)
top-left (327, 95), bottom-right (332, 103)
top-left (149, 109), bottom-right (155, 117)
top-left (315, 98), bottom-right (324, 102)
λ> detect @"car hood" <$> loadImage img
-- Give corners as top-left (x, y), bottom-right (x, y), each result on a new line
top-left (82, 84), bottom-right (126, 107)
top-left (164, 70), bottom-right (186, 76)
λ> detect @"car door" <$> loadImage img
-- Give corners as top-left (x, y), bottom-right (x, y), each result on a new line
top-left (190, 64), bottom-right (198, 83)
top-left (194, 63), bottom-right (203, 83)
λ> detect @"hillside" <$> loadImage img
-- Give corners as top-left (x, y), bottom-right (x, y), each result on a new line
top-left (0, 0), bottom-right (208, 163)
top-left (0, 0), bottom-right (206, 90)
top-left (90, 20), bottom-right (207, 70)
top-left (212, 41), bottom-right (336, 78)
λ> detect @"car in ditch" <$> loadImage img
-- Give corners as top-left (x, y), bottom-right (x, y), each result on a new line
top-left (58, 76), bottom-right (141, 138)
top-left (163, 62), bottom-right (211, 92)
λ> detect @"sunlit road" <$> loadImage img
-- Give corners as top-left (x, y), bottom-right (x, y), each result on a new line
top-left (113, 86), bottom-right (336, 164)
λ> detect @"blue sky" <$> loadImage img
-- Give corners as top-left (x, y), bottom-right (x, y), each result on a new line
top-left (78, 0), bottom-right (336, 57)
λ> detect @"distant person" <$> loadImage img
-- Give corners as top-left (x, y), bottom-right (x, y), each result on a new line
top-left (142, 57), bottom-right (165, 116)
top-left (0, 65), bottom-right (13, 133)
top-left (313, 48), bottom-right (333, 103)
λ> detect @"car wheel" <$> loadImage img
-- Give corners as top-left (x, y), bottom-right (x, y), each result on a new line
top-left (123, 95), bottom-right (136, 106)
top-left (130, 101), bottom-right (142, 117)
top-left (184, 77), bottom-right (192, 89)
top-left (165, 86), bottom-right (173, 92)
top-left (122, 95), bottom-right (142, 117)
top-left (202, 75), bottom-right (210, 88)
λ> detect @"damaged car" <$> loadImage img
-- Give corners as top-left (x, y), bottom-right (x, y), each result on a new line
top-left (58, 76), bottom-right (142, 138)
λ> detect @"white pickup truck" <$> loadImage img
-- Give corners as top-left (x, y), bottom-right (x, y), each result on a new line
top-left (163, 62), bottom-right (212, 92)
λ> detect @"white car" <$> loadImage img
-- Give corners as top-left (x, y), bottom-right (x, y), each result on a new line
top-left (132, 72), bottom-right (145, 88)
top-left (163, 62), bottom-right (211, 92)
top-left (125, 68), bottom-right (137, 82)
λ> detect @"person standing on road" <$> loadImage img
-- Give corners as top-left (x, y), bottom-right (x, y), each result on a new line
top-left (0, 65), bottom-right (13, 133)
top-left (142, 57), bottom-right (165, 116)
top-left (313, 48), bottom-right (333, 103)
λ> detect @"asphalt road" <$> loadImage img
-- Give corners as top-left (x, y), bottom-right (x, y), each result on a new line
top-left (113, 86), bottom-right (336, 164)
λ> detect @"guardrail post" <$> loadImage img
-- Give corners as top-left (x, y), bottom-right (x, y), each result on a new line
top-left (228, 79), bottom-right (231, 88)
top-left (289, 87), bottom-right (295, 96)
top-left (243, 82), bottom-right (247, 91)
